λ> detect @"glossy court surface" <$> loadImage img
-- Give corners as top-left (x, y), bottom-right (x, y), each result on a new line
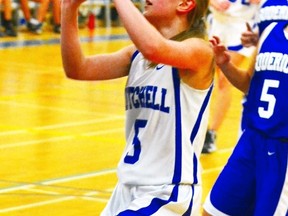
top-left (0, 25), bottom-right (244, 215)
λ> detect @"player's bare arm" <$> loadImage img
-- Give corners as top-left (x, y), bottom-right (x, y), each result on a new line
top-left (210, 36), bottom-right (254, 93)
top-left (61, 0), bottom-right (136, 80)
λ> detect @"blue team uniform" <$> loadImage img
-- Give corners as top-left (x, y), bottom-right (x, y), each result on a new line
top-left (245, 22), bottom-right (288, 139)
top-left (204, 22), bottom-right (288, 216)
top-left (241, 0), bottom-right (288, 132)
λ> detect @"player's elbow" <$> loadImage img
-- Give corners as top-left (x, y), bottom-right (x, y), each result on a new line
top-left (140, 42), bottom-right (163, 62)
top-left (63, 66), bottom-right (84, 80)
top-left (62, 58), bottom-right (90, 80)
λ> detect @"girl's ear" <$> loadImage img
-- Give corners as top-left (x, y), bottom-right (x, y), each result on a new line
top-left (177, 0), bottom-right (196, 13)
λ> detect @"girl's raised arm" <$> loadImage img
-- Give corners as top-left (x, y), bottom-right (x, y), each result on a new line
top-left (60, 0), bottom-right (135, 80)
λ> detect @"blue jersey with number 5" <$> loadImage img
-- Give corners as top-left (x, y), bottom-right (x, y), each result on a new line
top-left (245, 22), bottom-right (288, 138)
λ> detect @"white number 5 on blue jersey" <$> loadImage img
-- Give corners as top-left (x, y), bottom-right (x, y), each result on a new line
top-left (258, 79), bottom-right (280, 119)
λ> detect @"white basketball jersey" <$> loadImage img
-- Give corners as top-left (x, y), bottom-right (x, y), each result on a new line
top-left (117, 51), bottom-right (213, 186)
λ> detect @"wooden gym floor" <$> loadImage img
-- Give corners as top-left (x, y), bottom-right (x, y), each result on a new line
top-left (0, 26), bottom-right (244, 215)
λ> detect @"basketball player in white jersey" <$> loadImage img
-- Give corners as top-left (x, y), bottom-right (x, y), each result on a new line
top-left (60, 0), bottom-right (215, 215)
top-left (202, 0), bottom-right (260, 153)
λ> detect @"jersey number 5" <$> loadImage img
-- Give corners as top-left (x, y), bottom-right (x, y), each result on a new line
top-left (124, 119), bottom-right (147, 164)
top-left (258, 79), bottom-right (279, 119)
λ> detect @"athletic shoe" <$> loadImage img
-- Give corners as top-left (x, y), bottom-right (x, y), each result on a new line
top-left (5, 26), bottom-right (17, 37)
top-left (53, 24), bottom-right (61, 34)
top-left (32, 23), bottom-right (43, 34)
top-left (27, 22), bottom-right (36, 31)
top-left (27, 18), bottom-right (40, 32)
top-left (201, 130), bottom-right (217, 154)
top-left (3, 21), bottom-right (17, 37)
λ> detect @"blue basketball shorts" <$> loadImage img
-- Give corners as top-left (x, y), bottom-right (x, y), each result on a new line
top-left (203, 128), bottom-right (288, 216)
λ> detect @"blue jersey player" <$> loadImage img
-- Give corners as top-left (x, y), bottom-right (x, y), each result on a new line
top-left (203, 16), bottom-right (288, 216)
top-left (240, 0), bottom-right (288, 132)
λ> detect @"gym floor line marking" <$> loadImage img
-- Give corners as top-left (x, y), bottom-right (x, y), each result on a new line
top-left (0, 100), bottom-right (122, 116)
top-left (0, 196), bottom-right (75, 213)
top-left (0, 160), bottom-right (229, 195)
top-left (0, 127), bottom-right (124, 149)
top-left (0, 34), bottom-right (130, 49)
top-left (0, 163), bottom-right (230, 212)
top-left (0, 116), bottom-right (124, 137)
top-left (0, 169), bottom-right (116, 194)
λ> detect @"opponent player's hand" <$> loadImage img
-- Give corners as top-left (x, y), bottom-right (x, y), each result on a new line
top-left (241, 22), bottom-right (259, 47)
top-left (209, 36), bottom-right (231, 66)
top-left (210, 0), bottom-right (230, 12)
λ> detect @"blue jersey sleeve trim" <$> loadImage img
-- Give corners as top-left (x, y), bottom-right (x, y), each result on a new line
top-left (131, 50), bottom-right (139, 63)
top-left (171, 68), bottom-right (182, 184)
